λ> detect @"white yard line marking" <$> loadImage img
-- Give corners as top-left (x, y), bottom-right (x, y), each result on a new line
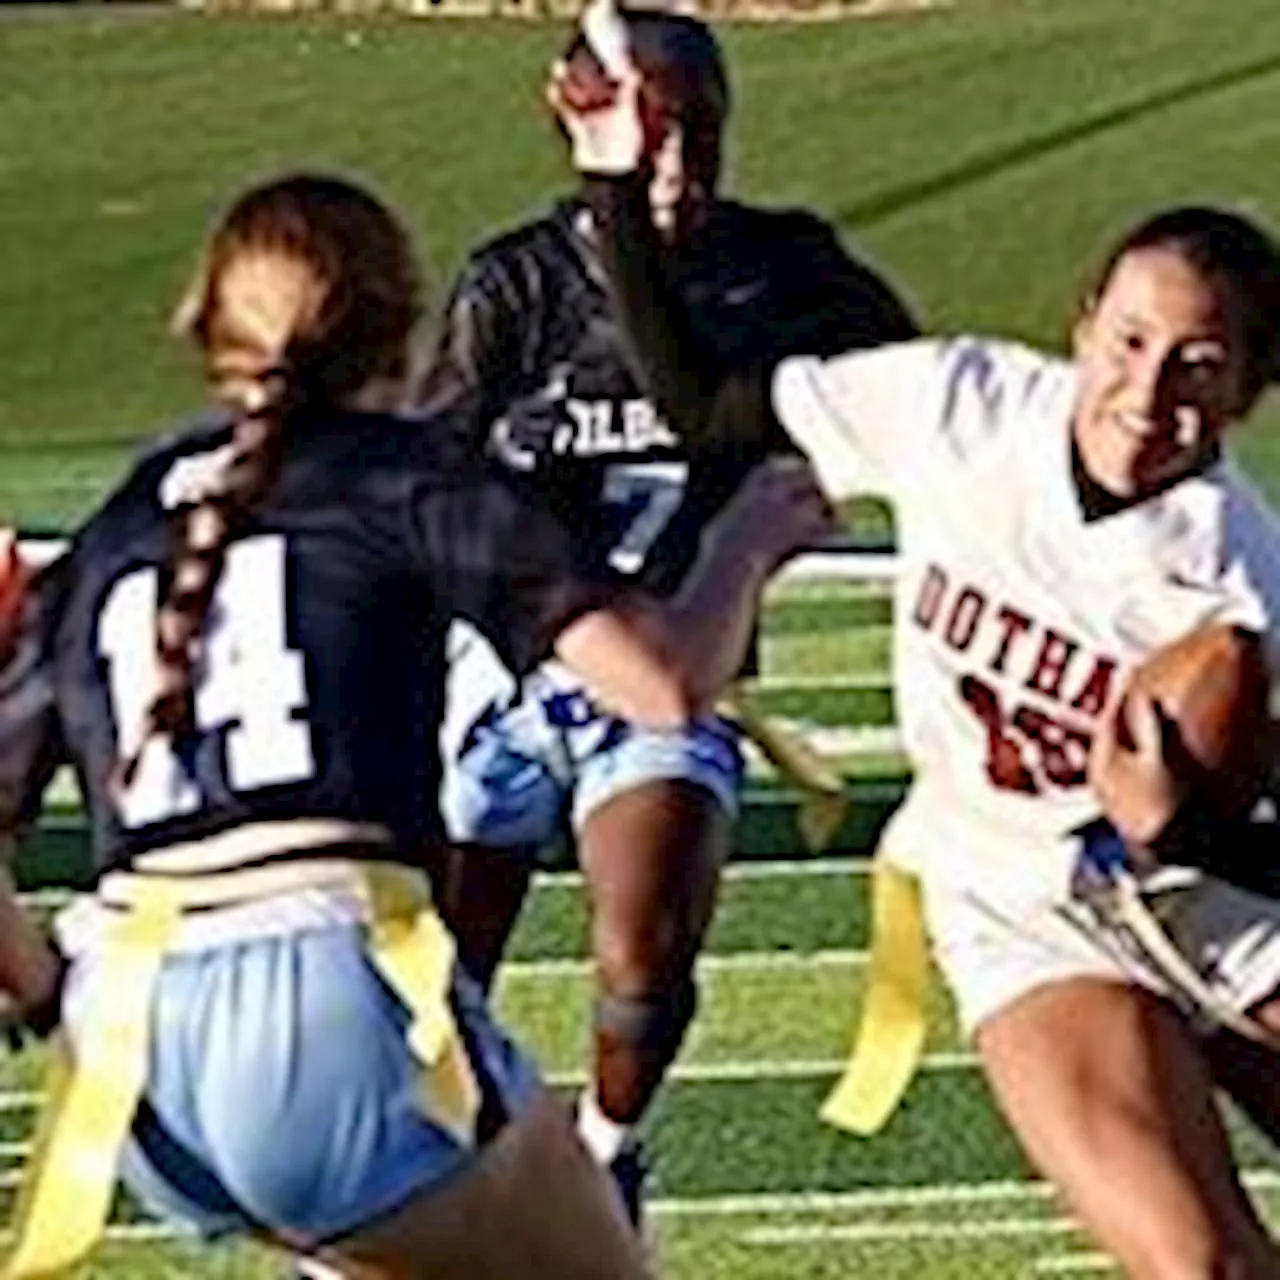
top-left (503, 948), bottom-right (868, 978)
top-left (0, 1170), bottom-right (1267, 1251)
top-left (762, 726), bottom-right (900, 756)
top-left (742, 1216), bottom-right (1082, 1246)
top-left (777, 552), bottom-right (899, 583)
top-left (544, 1051), bottom-right (976, 1087)
top-left (652, 1181), bottom-right (1057, 1218)
top-left (0, 1052), bottom-right (985, 1147)
top-left (752, 674), bottom-right (890, 691)
top-left (533, 855), bottom-right (871, 890)
top-left (718, 857), bottom-right (871, 880)
top-left (652, 1170), bottom-right (1280, 1219)
top-left (1033, 1254), bottom-right (1117, 1275)
top-left (16, 889), bottom-right (77, 911)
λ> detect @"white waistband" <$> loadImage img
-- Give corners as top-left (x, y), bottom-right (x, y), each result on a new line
top-left (131, 818), bottom-right (393, 876)
top-left (59, 819), bottom-right (397, 958)
top-left (57, 883), bottom-right (373, 959)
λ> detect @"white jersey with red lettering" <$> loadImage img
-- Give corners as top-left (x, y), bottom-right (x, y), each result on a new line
top-left (775, 336), bottom-right (1280, 905)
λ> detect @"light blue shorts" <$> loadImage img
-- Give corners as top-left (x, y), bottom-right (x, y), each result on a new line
top-left (440, 665), bottom-right (744, 852)
top-left (107, 926), bottom-right (537, 1245)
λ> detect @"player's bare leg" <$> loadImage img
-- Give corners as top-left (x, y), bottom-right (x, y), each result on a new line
top-left (431, 843), bottom-right (537, 991)
top-left (574, 779), bottom-right (732, 1213)
top-left (307, 1092), bottom-right (650, 1279)
top-left (978, 978), bottom-right (1280, 1279)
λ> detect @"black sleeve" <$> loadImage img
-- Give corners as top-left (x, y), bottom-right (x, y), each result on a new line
top-left (1147, 797), bottom-right (1280, 898)
top-left (584, 173), bottom-right (779, 452)
top-left (410, 475), bottom-right (619, 678)
top-left (766, 215), bottom-right (920, 357)
top-left (414, 255), bottom-right (526, 434)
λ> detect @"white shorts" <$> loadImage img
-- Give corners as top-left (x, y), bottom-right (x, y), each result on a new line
top-left (925, 869), bottom-right (1280, 1037)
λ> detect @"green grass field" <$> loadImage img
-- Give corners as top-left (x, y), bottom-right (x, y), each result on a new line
top-left (1, 0), bottom-right (1280, 1275)
top-left (1, 0), bottom-right (1280, 527)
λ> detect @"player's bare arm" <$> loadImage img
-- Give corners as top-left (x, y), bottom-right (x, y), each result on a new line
top-left (557, 456), bottom-right (833, 724)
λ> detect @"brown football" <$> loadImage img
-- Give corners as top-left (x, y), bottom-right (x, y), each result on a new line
top-left (1125, 623), bottom-right (1270, 815)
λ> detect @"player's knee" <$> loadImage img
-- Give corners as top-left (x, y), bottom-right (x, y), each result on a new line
top-left (591, 909), bottom-right (687, 995)
top-left (593, 975), bottom-right (698, 1067)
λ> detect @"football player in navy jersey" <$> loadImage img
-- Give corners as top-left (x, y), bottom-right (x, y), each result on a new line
top-left (419, 9), bottom-right (917, 1212)
top-left (0, 173), bottom-right (830, 1279)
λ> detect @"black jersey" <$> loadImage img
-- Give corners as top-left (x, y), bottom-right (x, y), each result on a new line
top-left (419, 195), bottom-right (916, 597)
top-left (32, 409), bottom-right (610, 876)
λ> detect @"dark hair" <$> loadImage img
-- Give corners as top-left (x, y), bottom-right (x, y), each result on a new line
top-left (116, 173), bottom-right (422, 789)
top-left (565, 9), bottom-right (728, 118)
top-left (561, 9), bottom-right (729, 185)
top-left (1086, 206), bottom-right (1280, 413)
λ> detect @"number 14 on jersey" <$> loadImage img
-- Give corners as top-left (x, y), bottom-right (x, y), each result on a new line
top-left (97, 535), bottom-right (314, 828)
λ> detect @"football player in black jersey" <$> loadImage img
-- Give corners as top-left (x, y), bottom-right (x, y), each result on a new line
top-left (418, 9), bottom-right (917, 1213)
top-left (0, 174), bottom-right (830, 1279)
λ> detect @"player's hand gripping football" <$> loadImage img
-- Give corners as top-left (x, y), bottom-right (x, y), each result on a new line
top-left (1090, 623), bottom-right (1266, 854)
top-left (1088, 687), bottom-right (1183, 852)
top-left (713, 457), bottom-right (838, 576)
top-left (547, 0), bottom-right (648, 176)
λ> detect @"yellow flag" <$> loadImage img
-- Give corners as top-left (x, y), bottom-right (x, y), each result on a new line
top-left (720, 687), bottom-right (849, 853)
top-left (821, 858), bottom-right (929, 1136)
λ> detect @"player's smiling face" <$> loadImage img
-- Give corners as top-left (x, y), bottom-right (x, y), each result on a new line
top-left (1071, 246), bottom-right (1245, 501)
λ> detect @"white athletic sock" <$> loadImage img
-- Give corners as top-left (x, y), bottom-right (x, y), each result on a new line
top-left (293, 1260), bottom-right (344, 1280)
top-left (576, 1089), bottom-right (633, 1166)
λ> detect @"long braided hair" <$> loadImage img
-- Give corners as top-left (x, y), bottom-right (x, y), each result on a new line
top-left (116, 174), bottom-right (422, 790)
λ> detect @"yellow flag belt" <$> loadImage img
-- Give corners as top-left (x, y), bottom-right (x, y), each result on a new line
top-left (4, 860), bottom-right (477, 1279)
top-left (720, 683), bottom-right (848, 853)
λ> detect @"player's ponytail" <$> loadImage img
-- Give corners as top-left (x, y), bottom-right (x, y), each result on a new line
top-left (115, 174), bottom-right (422, 792)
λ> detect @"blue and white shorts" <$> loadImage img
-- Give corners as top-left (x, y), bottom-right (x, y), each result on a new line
top-left (440, 627), bottom-right (744, 852)
top-left (59, 908), bottom-right (537, 1246)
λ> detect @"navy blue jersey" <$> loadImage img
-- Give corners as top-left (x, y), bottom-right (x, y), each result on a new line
top-left (419, 196), bottom-right (916, 597)
top-left (33, 409), bottom-right (611, 875)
